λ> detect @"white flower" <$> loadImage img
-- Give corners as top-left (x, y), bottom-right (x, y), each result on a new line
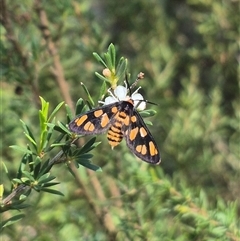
top-left (100, 83), bottom-right (146, 111)
top-left (131, 91), bottom-right (146, 111)
top-left (103, 85), bottom-right (128, 105)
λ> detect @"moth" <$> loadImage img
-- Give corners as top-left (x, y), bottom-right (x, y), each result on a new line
top-left (68, 84), bottom-right (160, 164)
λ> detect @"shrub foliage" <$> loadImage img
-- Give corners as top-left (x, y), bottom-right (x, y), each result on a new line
top-left (0, 0), bottom-right (239, 240)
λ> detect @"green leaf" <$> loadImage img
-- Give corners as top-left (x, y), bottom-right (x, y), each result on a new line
top-left (116, 56), bottom-right (126, 73)
top-left (39, 98), bottom-right (50, 152)
top-left (144, 120), bottom-right (153, 126)
top-left (93, 52), bottom-right (107, 68)
top-left (16, 154), bottom-right (31, 178)
top-left (103, 43), bottom-right (116, 71)
top-left (78, 153), bottom-right (93, 159)
top-left (78, 137), bottom-right (97, 154)
top-left (19, 190), bottom-right (31, 200)
top-left (57, 121), bottom-right (71, 134)
top-left (40, 129), bottom-right (48, 151)
top-left (77, 159), bottom-right (102, 172)
top-left (210, 226), bottom-right (227, 237)
top-left (50, 142), bottom-right (69, 148)
top-left (95, 72), bottom-right (111, 84)
top-left (65, 104), bottom-right (73, 121)
top-left (37, 172), bottom-right (50, 183)
top-left (20, 177), bottom-right (30, 183)
top-left (93, 44), bottom-right (127, 88)
top-left (10, 145), bottom-right (33, 155)
top-left (80, 82), bottom-right (95, 107)
top-left (22, 171), bottom-right (35, 182)
top-left (10, 203), bottom-right (31, 210)
top-left (42, 182), bottom-right (60, 187)
top-left (116, 57), bottom-right (128, 81)
top-left (39, 110), bottom-right (47, 132)
top-left (0, 184), bottom-right (4, 198)
top-left (20, 120), bottom-right (36, 140)
top-left (67, 165), bottom-right (76, 178)
top-left (41, 188), bottom-right (64, 196)
top-left (106, 43), bottom-right (116, 70)
top-left (23, 133), bottom-right (37, 146)
top-left (20, 120), bottom-right (37, 152)
top-left (48, 101), bottom-right (64, 122)
top-left (109, 43), bottom-right (116, 68)
top-left (33, 161), bottom-right (41, 179)
top-left (39, 96), bottom-right (49, 119)
top-left (12, 178), bottom-right (23, 184)
top-left (98, 80), bottom-right (107, 101)
top-left (0, 214), bottom-right (25, 229)
top-left (104, 52), bottom-right (113, 72)
top-left (38, 159), bottom-right (51, 177)
top-left (42, 122), bottom-right (56, 151)
top-left (75, 98), bottom-right (85, 115)
top-left (140, 109), bottom-right (157, 117)
top-left (46, 133), bottom-right (66, 152)
top-left (42, 124), bottom-right (55, 150)
top-left (1, 161), bottom-right (8, 174)
top-left (38, 174), bottom-right (56, 185)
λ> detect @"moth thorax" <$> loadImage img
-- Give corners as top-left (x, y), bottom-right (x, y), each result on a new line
top-left (126, 98), bottom-right (134, 105)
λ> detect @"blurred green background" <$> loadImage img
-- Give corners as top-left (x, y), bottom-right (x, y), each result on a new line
top-left (1, 0), bottom-right (239, 240)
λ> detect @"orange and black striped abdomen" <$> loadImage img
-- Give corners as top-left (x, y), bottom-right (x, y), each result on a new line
top-left (107, 100), bottom-right (134, 147)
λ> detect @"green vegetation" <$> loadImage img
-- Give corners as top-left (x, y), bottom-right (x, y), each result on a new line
top-left (0, 0), bottom-right (239, 240)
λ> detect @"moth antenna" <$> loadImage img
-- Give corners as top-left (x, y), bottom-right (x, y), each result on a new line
top-left (145, 100), bottom-right (158, 106)
top-left (130, 72), bottom-right (145, 90)
top-left (134, 99), bottom-right (158, 109)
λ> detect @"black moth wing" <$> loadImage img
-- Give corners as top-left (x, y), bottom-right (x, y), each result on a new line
top-left (68, 102), bottom-right (120, 135)
top-left (124, 109), bottom-right (161, 164)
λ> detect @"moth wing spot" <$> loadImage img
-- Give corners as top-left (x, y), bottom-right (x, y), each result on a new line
top-left (76, 115), bottom-right (88, 126)
top-left (136, 144), bottom-right (147, 155)
top-left (149, 141), bottom-right (158, 156)
top-left (84, 121), bottom-right (95, 131)
top-left (101, 113), bottom-right (110, 127)
top-left (111, 106), bottom-right (118, 113)
top-left (141, 145), bottom-right (147, 155)
top-left (123, 115), bottom-right (130, 126)
top-left (129, 127), bottom-right (139, 141)
top-left (140, 127), bottom-right (147, 137)
top-left (94, 109), bottom-right (103, 117)
top-left (136, 145), bottom-right (142, 153)
top-left (131, 115), bottom-right (137, 123)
